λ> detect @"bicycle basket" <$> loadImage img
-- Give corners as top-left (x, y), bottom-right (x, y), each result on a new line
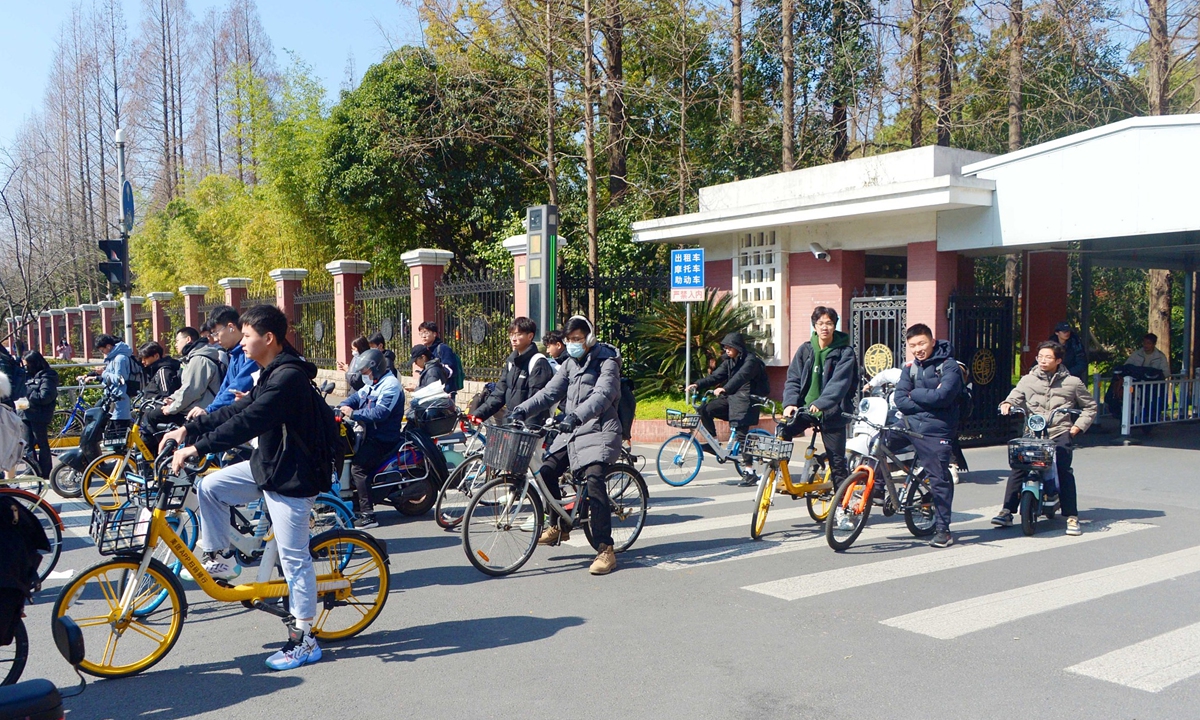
top-left (1007, 439), bottom-right (1056, 469)
top-left (482, 426), bottom-right (539, 476)
top-left (665, 408), bottom-right (700, 430)
top-left (742, 434), bottom-right (794, 462)
top-left (89, 504), bottom-right (153, 556)
top-left (100, 427), bottom-right (128, 451)
top-left (128, 473), bottom-right (193, 510)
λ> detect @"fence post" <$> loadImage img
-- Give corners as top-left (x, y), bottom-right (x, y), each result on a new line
top-left (49, 309), bottom-right (65, 354)
top-left (80, 305), bottom-right (99, 361)
top-left (1120, 379), bottom-right (1134, 440)
top-left (147, 292), bottom-right (173, 344)
top-left (325, 260), bottom-right (372, 367)
top-left (504, 235), bottom-right (529, 318)
top-left (125, 296), bottom-right (144, 347)
top-left (270, 268), bottom-right (309, 352)
top-left (400, 249), bottom-right (454, 342)
top-left (178, 286), bottom-right (209, 329)
top-left (98, 301), bottom-right (118, 337)
top-left (25, 315), bottom-right (37, 357)
top-left (218, 277), bottom-right (252, 311)
top-left (64, 307), bottom-right (82, 354)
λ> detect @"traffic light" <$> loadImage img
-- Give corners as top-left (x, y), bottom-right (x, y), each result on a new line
top-left (98, 238), bottom-right (128, 289)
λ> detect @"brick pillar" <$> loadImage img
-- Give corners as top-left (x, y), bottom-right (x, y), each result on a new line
top-left (906, 240), bottom-right (958, 341)
top-left (49, 310), bottom-right (65, 355)
top-left (99, 300), bottom-right (118, 337)
top-left (787, 249), bottom-right (866, 357)
top-left (270, 268), bottom-right (309, 352)
top-left (147, 292), bottom-right (174, 345)
top-left (64, 308), bottom-right (82, 355)
top-left (179, 286), bottom-right (209, 330)
top-left (400, 249), bottom-right (454, 343)
top-left (218, 277), bottom-right (252, 310)
top-left (80, 305), bottom-right (99, 361)
top-left (125, 296), bottom-right (144, 347)
top-left (1022, 251), bottom-right (1070, 370)
top-left (4, 318), bottom-right (13, 353)
top-left (37, 313), bottom-right (51, 355)
top-left (957, 255), bottom-right (976, 295)
top-left (325, 260), bottom-right (372, 367)
top-left (24, 316), bottom-right (37, 357)
top-left (504, 235), bottom-right (529, 318)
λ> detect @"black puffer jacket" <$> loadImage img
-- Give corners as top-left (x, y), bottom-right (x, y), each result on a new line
top-left (187, 350), bottom-right (325, 498)
top-left (893, 339), bottom-right (963, 438)
top-left (474, 344), bottom-right (555, 425)
top-left (694, 332), bottom-right (770, 427)
top-left (782, 332), bottom-right (858, 428)
top-left (20, 367), bottom-right (58, 426)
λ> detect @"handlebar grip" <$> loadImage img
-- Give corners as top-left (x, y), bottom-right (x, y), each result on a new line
top-left (907, 430), bottom-right (925, 440)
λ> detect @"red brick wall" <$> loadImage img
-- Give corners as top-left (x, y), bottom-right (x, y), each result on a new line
top-left (906, 240), bottom-right (958, 340)
top-left (788, 249), bottom-right (865, 357)
top-left (705, 258), bottom-right (733, 298)
top-left (1022, 251), bottom-right (1069, 369)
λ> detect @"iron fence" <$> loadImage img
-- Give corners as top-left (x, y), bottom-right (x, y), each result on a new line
top-left (294, 275), bottom-right (337, 369)
top-left (435, 268), bottom-right (514, 381)
top-left (849, 294), bottom-right (907, 380)
top-left (356, 278), bottom-right (412, 359)
top-left (243, 293), bottom-right (276, 308)
top-left (557, 268), bottom-right (670, 366)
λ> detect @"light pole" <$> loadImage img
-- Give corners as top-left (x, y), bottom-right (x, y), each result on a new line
top-left (115, 128), bottom-right (133, 348)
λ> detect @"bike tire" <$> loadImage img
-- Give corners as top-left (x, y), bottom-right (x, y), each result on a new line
top-left (656, 434), bottom-right (702, 487)
top-left (903, 477), bottom-right (937, 537)
top-left (0, 618), bottom-right (27, 686)
top-left (825, 471), bottom-right (873, 551)
top-left (312, 496), bottom-right (355, 534)
top-left (50, 408), bottom-right (83, 439)
top-left (1020, 491), bottom-right (1038, 536)
top-left (434, 452), bottom-right (486, 529)
top-left (136, 508), bottom-right (198, 617)
top-left (4, 488), bottom-right (63, 586)
top-left (50, 461), bottom-right (84, 498)
top-left (732, 428), bottom-right (771, 481)
top-left (395, 477), bottom-right (436, 516)
top-left (582, 464), bottom-right (648, 552)
top-left (54, 556), bottom-right (187, 678)
top-left (750, 467), bottom-right (774, 539)
top-left (806, 488), bottom-right (834, 523)
top-left (308, 530), bottom-right (390, 640)
top-left (462, 476), bottom-right (543, 576)
top-left (81, 453), bottom-right (129, 510)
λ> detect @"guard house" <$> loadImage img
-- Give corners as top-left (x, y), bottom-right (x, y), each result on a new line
top-left (632, 114), bottom-right (1200, 443)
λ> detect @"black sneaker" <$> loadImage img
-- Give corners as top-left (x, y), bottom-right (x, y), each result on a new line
top-left (929, 529), bottom-right (953, 548)
top-left (1043, 493), bottom-right (1060, 508)
top-left (354, 512), bottom-right (379, 530)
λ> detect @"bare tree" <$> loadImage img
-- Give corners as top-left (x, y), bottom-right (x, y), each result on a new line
top-left (782, 0), bottom-right (795, 170)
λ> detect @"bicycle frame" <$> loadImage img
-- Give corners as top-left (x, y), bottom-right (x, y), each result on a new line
top-left (844, 432), bottom-right (921, 515)
top-left (87, 422), bottom-right (156, 506)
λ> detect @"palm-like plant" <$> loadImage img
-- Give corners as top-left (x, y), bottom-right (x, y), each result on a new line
top-left (629, 289), bottom-right (765, 396)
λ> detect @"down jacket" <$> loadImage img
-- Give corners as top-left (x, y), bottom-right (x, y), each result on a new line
top-left (782, 331), bottom-right (858, 428)
top-left (20, 367), bottom-right (59, 426)
top-left (893, 339), bottom-right (962, 438)
top-left (694, 332), bottom-right (770, 428)
top-left (515, 342), bottom-right (623, 469)
top-left (1004, 364), bottom-right (1097, 439)
top-left (474, 344), bottom-right (555, 426)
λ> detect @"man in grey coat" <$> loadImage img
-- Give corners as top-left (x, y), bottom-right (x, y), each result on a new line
top-left (510, 316), bottom-right (622, 575)
top-left (146, 327), bottom-right (224, 453)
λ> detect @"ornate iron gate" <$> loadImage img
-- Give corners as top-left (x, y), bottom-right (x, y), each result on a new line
top-left (949, 294), bottom-right (1016, 445)
top-left (850, 295), bottom-right (907, 379)
top-left (434, 268), bottom-right (515, 381)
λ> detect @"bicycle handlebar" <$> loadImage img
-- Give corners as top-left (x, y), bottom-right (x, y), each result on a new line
top-left (842, 411), bottom-right (925, 440)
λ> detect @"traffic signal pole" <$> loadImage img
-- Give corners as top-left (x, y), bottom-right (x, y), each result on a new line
top-left (115, 129), bottom-right (133, 348)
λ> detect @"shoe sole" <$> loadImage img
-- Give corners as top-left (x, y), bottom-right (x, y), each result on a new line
top-left (266, 646), bottom-right (322, 671)
top-left (930, 537), bottom-right (954, 548)
top-left (590, 566), bottom-right (615, 575)
top-left (991, 519), bottom-right (1013, 528)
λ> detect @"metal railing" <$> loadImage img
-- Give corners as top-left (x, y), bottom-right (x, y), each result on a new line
top-left (1120, 376), bottom-right (1200, 436)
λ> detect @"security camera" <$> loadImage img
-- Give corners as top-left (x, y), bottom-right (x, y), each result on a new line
top-left (810, 243), bottom-right (830, 262)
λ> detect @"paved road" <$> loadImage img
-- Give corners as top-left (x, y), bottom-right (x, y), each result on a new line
top-left (17, 426), bottom-right (1200, 719)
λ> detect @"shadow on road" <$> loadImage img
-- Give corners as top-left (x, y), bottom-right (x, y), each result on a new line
top-left (321, 614), bottom-right (585, 663)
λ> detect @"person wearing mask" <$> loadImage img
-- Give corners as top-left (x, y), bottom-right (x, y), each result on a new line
top-left (892, 323), bottom-right (964, 548)
top-left (338, 337), bottom-right (371, 391)
top-left (138, 341), bottom-right (182, 401)
top-left (147, 328), bottom-right (225, 452)
top-left (92, 334), bottom-right (133, 427)
top-left (417, 322), bottom-right (463, 397)
top-left (163, 305), bottom-right (327, 671)
top-left (367, 333), bottom-right (397, 377)
top-left (18, 352), bottom-right (57, 479)
top-left (1050, 322), bottom-right (1087, 379)
top-left (1125, 333), bottom-right (1170, 375)
top-left (474, 318), bottom-right (555, 428)
top-left (542, 330), bottom-right (566, 372)
top-left (187, 306), bottom-right (255, 421)
top-left (338, 349), bottom-right (404, 529)
top-left (687, 332), bottom-right (770, 485)
top-left (782, 307), bottom-right (859, 490)
top-left (510, 316), bottom-right (622, 575)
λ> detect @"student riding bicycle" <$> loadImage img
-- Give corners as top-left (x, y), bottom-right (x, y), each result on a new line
top-left (473, 317), bottom-right (554, 427)
top-left (993, 340), bottom-right (1097, 536)
top-left (686, 332), bottom-right (769, 485)
top-left (509, 316), bottom-right (622, 576)
top-left (338, 349), bottom-right (404, 530)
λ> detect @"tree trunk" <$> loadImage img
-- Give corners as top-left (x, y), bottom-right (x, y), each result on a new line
top-left (1145, 0), bottom-right (1171, 365)
top-left (1006, 0), bottom-right (1023, 152)
top-left (602, 0), bottom-right (627, 200)
top-left (910, 0), bottom-right (924, 147)
top-left (731, 0), bottom-right (743, 128)
top-left (544, 0), bottom-right (558, 206)
top-left (583, 0), bottom-right (599, 320)
top-left (935, 0), bottom-right (953, 147)
top-left (781, 0), bottom-right (795, 170)
top-left (1149, 269), bottom-right (1172, 363)
top-left (830, 0), bottom-right (848, 161)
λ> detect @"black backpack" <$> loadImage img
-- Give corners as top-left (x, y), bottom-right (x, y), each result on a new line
top-left (0, 349), bottom-right (26, 400)
top-left (909, 358), bottom-right (973, 419)
top-left (125, 357), bottom-right (144, 396)
top-left (290, 378), bottom-right (340, 493)
top-left (617, 377), bottom-right (637, 442)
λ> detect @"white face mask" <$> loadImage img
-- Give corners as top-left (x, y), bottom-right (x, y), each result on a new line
top-left (566, 342), bottom-right (586, 359)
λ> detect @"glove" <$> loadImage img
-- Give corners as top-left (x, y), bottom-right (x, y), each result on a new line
top-left (559, 413), bottom-right (580, 432)
top-left (508, 408), bottom-right (526, 424)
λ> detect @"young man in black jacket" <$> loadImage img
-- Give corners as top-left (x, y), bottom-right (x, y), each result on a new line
top-left (164, 304), bottom-right (326, 671)
top-left (686, 332), bottom-right (770, 484)
top-left (473, 317), bottom-right (554, 427)
top-left (782, 307), bottom-right (859, 489)
top-left (892, 323), bottom-right (963, 548)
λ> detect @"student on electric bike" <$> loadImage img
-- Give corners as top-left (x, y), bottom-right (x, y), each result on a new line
top-left (686, 332), bottom-right (769, 484)
top-left (338, 349), bottom-right (404, 529)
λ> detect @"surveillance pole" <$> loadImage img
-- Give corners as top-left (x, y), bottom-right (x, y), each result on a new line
top-left (115, 128), bottom-right (133, 348)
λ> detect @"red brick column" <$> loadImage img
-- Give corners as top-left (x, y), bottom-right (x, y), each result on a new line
top-left (906, 240), bottom-right (958, 341)
top-left (270, 268), bottom-right (309, 352)
top-left (1022, 251), bottom-right (1070, 369)
top-left (24, 316), bottom-right (37, 356)
top-left (504, 235), bottom-right (529, 318)
top-left (147, 292), bottom-right (173, 344)
top-left (326, 260), bottom-right (372, 367)
top-left (787, 249), bottom-right (866, 357)
top-left (64, 308), bottom-right (82, 354)
top-left (125, 296), bottom-right (144, 347)
top-left (400, 249), bottom-right (454, 342)
top-left (80, 305), bottom-right (99, 361)
top-left (38, 313), bottom-right (51, 355)
top-left (4, 318), bottom-right (14, 353)
top-left (49, 310), bottom-right (65, 355)
top-left (178, 286), bottom-right (208, 330)
top-left (218, 277), bottom-right (252, 311)
top-left (99, 301), bottom-right (118, 337)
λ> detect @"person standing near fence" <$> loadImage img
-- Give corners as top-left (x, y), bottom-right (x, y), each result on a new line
top-left (418, 322), bottom-right (463, 399)
top-left (368, 333), bottom-right (397, 377)
top-left (188, 306), bottom-right (255, 420)
top-left (1125, 333), bottom-right (1170, 375)
top-left (18, 351), bottom-right (57, 479)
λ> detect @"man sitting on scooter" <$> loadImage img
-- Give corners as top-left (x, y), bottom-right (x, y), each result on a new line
top-left (338, 349), bottom-right (404, 530)
top-left (994, 341), bottom-right (1097, 536)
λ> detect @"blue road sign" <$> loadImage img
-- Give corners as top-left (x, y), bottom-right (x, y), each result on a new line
top-left (670, 248), bottom-right (705, 301)
top-left (121, 180), bottom-right (134, 234)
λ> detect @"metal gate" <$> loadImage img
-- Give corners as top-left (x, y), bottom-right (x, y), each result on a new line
top-left (850, 295), bottom-right (907, 378)
top-left (949, 295), bottom-right (1016, 445)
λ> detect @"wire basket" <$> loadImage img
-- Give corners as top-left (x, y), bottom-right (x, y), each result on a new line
top-left (1008, 439), bottom-right (1056, 469)
top-left (127, 473), bottom-right (193, 510)
top-left (89, 504), bottom-right (152, 556)
top-left (742, 434), bottom-right (795, 462)
top-left (482, 426), bottom-right (540, 476)
top-left (665, 409), bottom-right (700, 430)
top-left (100, 427), bottom-right (128, 452)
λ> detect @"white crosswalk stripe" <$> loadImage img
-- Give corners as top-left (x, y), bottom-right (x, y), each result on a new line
top-left (1066, 621), bottom-right (1200, 692)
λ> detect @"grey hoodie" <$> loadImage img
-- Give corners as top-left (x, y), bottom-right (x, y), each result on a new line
top-left (168, 340), bottom-right (225, 414)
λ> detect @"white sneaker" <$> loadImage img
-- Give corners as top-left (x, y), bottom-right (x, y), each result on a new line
top-left (949, 464), bottom-right (961, 485)
top-left (183, 551), bottom-right (240, 581)
top-left (265, 626), bottom-right (322, 671)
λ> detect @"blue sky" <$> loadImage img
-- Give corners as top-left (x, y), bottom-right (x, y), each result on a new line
top-left (0, 0), bottom-right (424, 147)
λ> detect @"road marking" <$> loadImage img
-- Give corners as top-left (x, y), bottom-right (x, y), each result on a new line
top-left (47, 569), bottom-right (76, 580)
top-left (564, 504), bottom-right (819, 547)
top-left (651, 490), bottom-right (757, 510)
top-left (641, 505), bottom-right (995, 570)
top-left (743, 520), bottom-right (1153, 601)
top-left (881, 545), bottom-right (1199, 639)
top-left (58, 507), bottom-right (93, 519)
top-left (1066, 620), bottom-right (1200, 692)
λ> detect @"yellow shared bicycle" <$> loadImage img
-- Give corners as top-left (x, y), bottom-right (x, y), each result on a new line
top-left (80, 398), bottom-right (158, 511)
top-left (745, 411), bottom-right (836, 540)
top-left (53, 446), bottom-right (391, 678)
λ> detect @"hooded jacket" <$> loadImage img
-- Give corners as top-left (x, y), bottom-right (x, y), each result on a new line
top-left (1004, 364), bottom-right (1097, 439)
top-left (417, 357), bottom-right (451, 392)
top-left (893, 339), bottom-right (963, 438)
top-left (168, 340), bottom-right (225, 415)
top-left (101, 342), bottom-right (134, 420)
top-left (205, 343), bottom-right (256, 413)
top-left (782, 330), bottom-right (858, 427)
top-left (694, 332), bottom-right (770, 427)
top-left (474, 344), bottom-right (555, 426)
top-left (515, 342), bottom-right (623, 469)
top-left (340, 371), bottom-right (405, 446)
top-left (187, 350), bottom-right (325, 498)
top-left (1049, 331), bottom-right (1088, 379)
top-left (20, 366), bottom-right (59, 426)
top-left (144, 356), bottom-right (182, 399)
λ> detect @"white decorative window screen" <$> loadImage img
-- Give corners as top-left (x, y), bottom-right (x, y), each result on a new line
top-left (735, 231), bottom-right (784, 362)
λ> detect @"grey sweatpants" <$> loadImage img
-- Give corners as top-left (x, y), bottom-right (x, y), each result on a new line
top-left (195, 460), bottom-right (317, 621)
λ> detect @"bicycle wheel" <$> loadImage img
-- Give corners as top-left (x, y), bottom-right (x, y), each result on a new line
top-left (732, 428), bottom-right (771, 481)
top-left (50, 408), bottom-right (82, 439)
top-left (825, 471), bottom-right (873, 551)
top-left (1020, 491), bottom-right (1038, 536)
top-left (81, 453), bottom-right (129, 510)
top-left (656, 434), bottom-right (702, 487)
top-left (806, 486), bottom-right (834, 523)
top-left (305, 530), bottom-right (390, 640)
top-left (311, 496), bottom-right (354, 534)
top-left (463, 476), bottom-right (543, 576)
top-left (903, 477), bottom-right (936, 537)
top-left (53, 557), bottom-right (187, 678)
top-left (750, 467), bottom-right (775, 539)
top-left (582, 464), bottom-right (648, 552)
top-left (5, 489), bottom-right (63, 586)
top-left (50, 462), bottom-right (84, 498)
top-left (136, 508), bottom-right (198, 617)
top-left (434, 452), bottom-right (485, 529)
top-left (0, 618), bottom-right (27, 685)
